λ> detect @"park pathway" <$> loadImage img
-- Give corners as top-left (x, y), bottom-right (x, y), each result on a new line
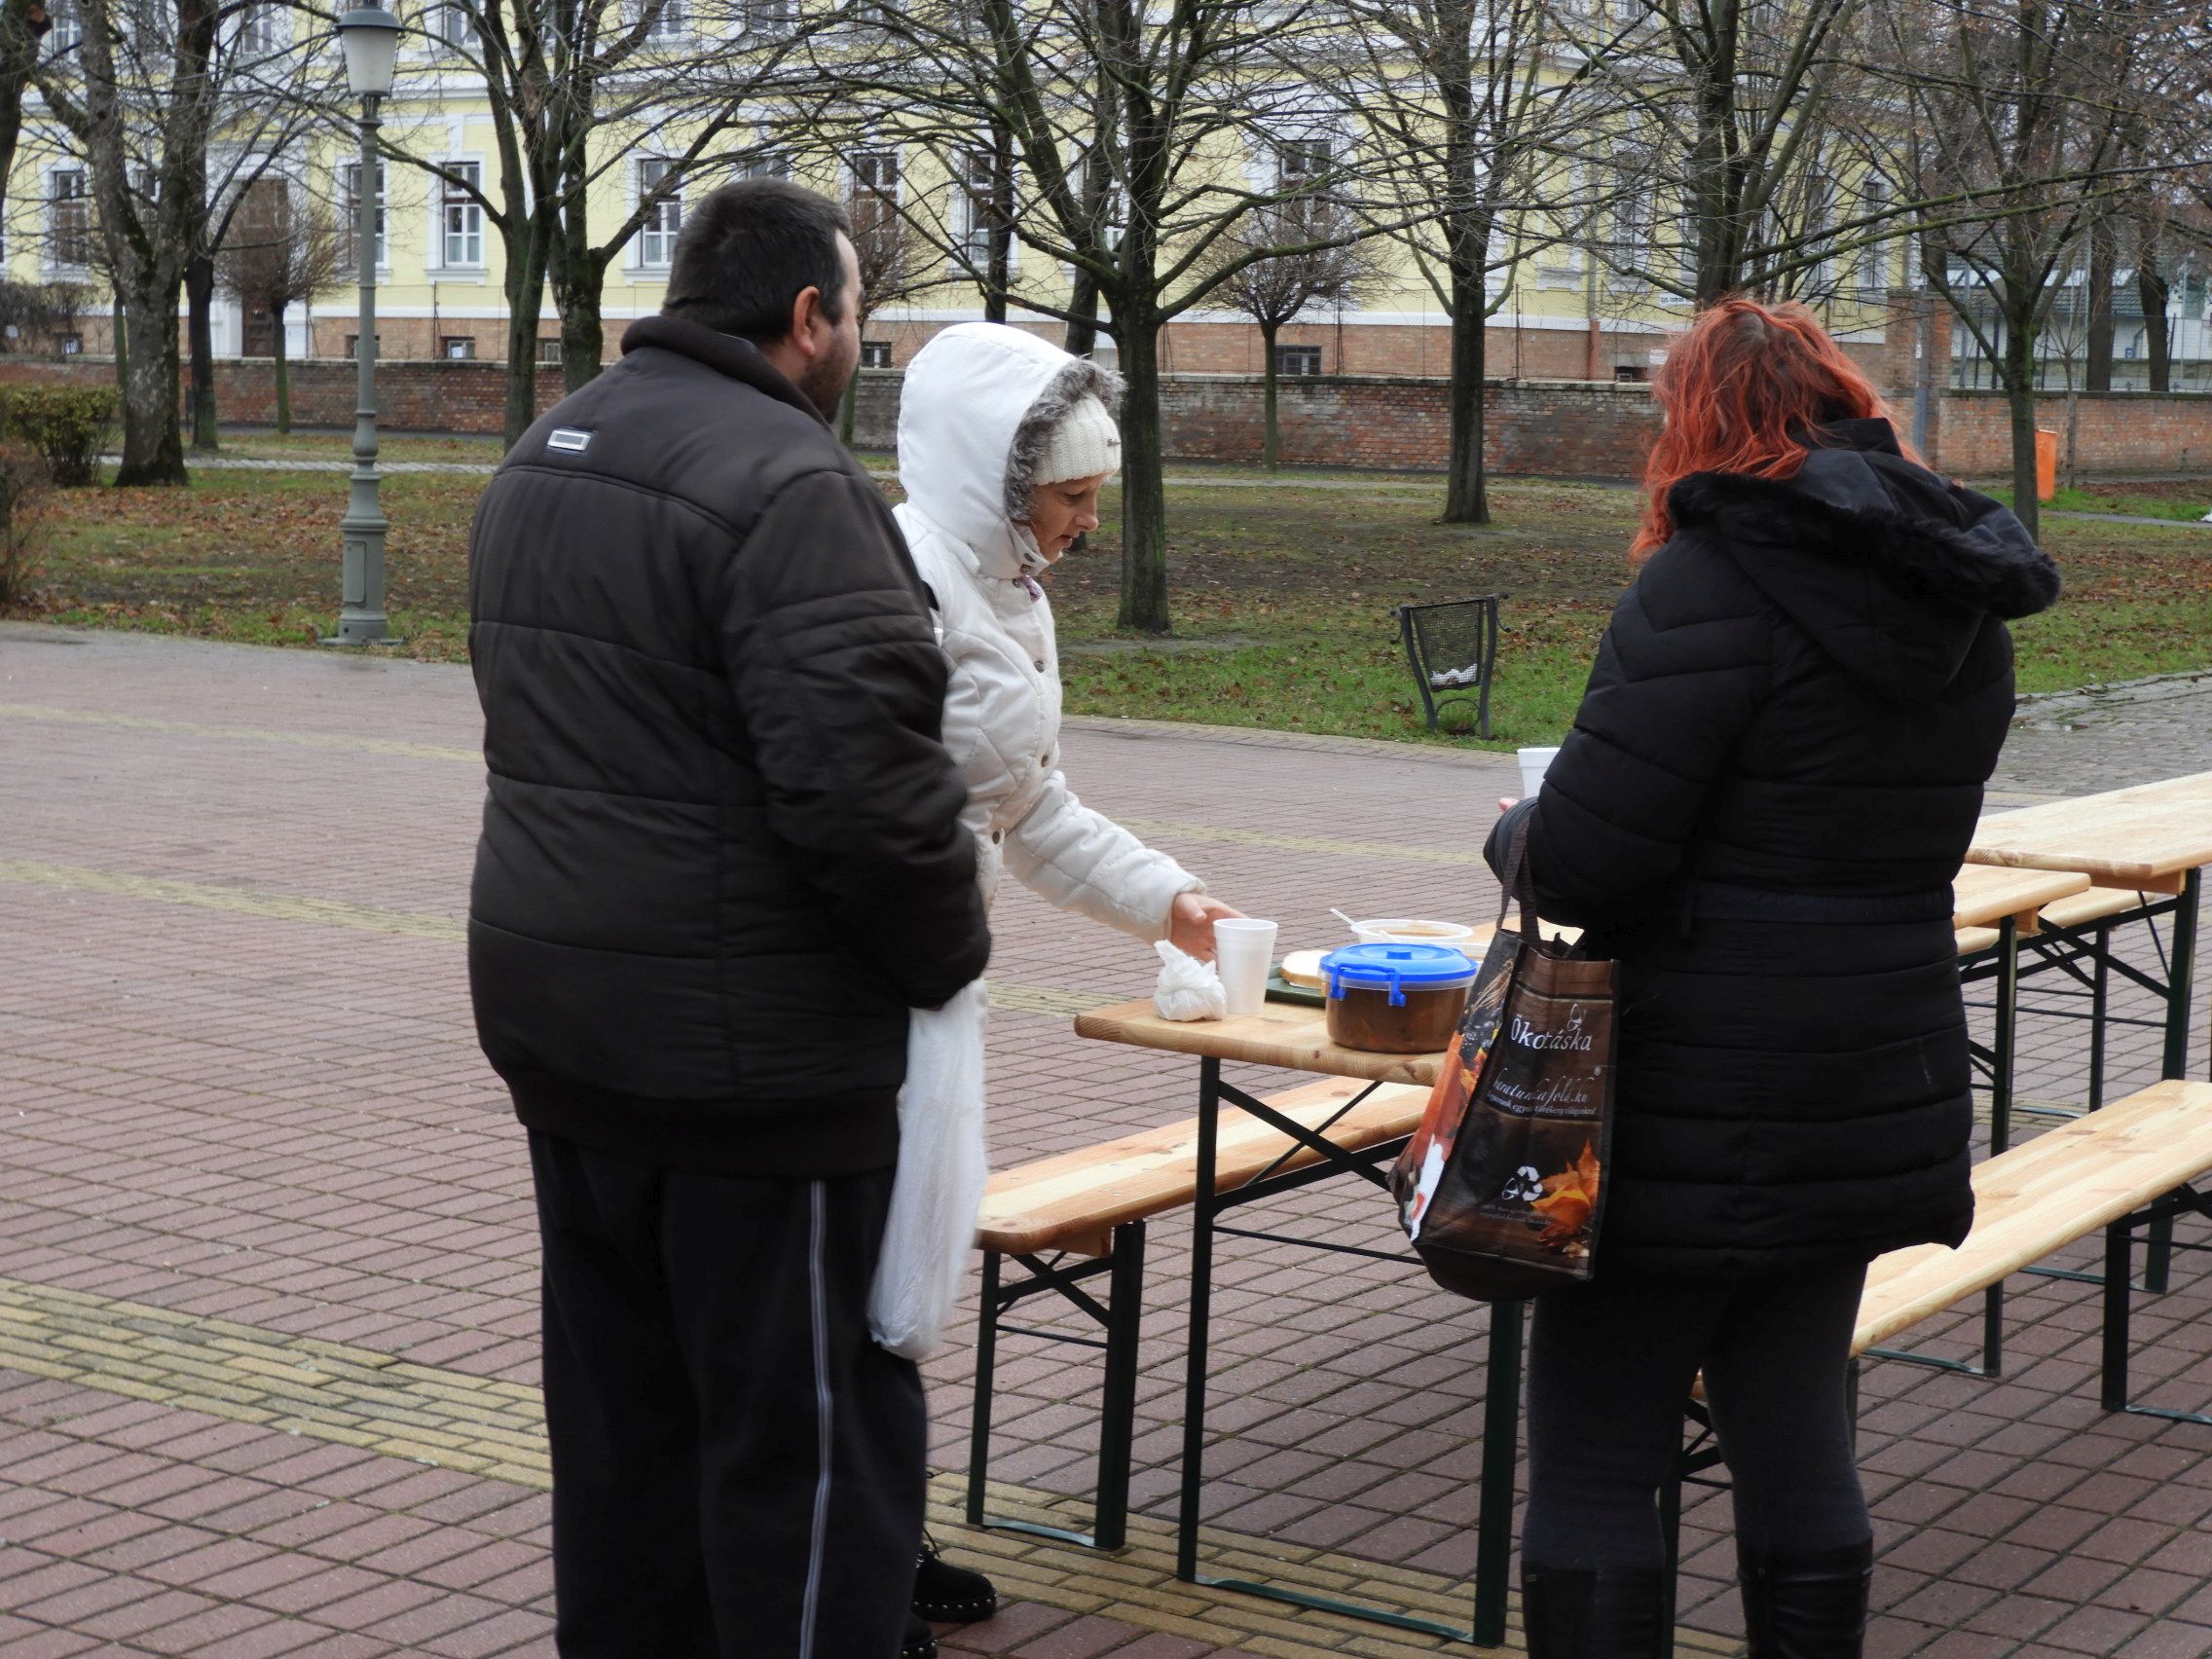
top-left (0, 622), bottom-right (2209, 1657)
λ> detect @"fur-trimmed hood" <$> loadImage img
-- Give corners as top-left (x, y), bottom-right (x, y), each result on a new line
top-left (897, 322), bottom-right (1124, 580)
top-left (1665, 419), bottom-right (2061, 698)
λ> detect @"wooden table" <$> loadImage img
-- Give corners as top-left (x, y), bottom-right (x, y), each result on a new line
top-left (1969, 773), bottom-right (2208, 1082)
top-left (1073, 999), bottom-right (1515, 1644)
top-left (1969, 771), bottom-right (2212, 892)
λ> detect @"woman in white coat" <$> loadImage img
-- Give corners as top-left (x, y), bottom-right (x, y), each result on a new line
top-left (895, 322), bottom-right (1238, 1655)
top-left (897, 321), bottom-right (1237, 958)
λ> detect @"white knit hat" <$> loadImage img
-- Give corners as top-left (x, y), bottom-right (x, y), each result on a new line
top-left (1033, 394), bottom-right (1122, 486)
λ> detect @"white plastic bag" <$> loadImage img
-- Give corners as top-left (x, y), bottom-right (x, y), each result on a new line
top-left (869, 980), bottom-right (991, 1361)
top-left (1152, 940), bottom-right (1227, 1021)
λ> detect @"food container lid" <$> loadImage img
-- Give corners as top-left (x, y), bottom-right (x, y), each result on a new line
top-left (1321, 942), bottom-right (1478, 1007)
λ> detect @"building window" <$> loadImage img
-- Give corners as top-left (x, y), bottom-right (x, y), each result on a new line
top-left (741, 148), bottom-right (793, 180)
top-left (341, 161), bottom-right (387, 271)
top-left (237, 4), bottom-right (282, 51)
top-left (443, 336), bottom-right (476, 360)
top-left (47, 0), bottom-right (82, 50)
top-left (861, 341), bottom-right (893, 369)
top-left (1855, 178), bottom-right (1891, 298)
top-left (638, 158), bottom-right (682, 269)
top-left (747, 0), bottom-right (793, 31)
top-left (345, 333), bottom-right (383, 360)
top-left (847, 149), bottom-right (901, 274)
top-left (536, 338), bottom-right (563, 365)
top-left (49, 169), bottom-right (92, 270)
top-left (1613, 363), bottom-right (1648, 383)
top-left (441, 163), bottom-right (483, 267)
top-left (954, 146), bottom-right (1007, 268)
top-left (59, 334), bottom-right (83, 356)
top-left (1275, 345), bottom-right (1322, 377)
top-left (1276, 139), bottom-right (1329, 193)
top-left (640, 0), bottom-right (686, 35)
top-left (430, 2), bottom-right (478, 47)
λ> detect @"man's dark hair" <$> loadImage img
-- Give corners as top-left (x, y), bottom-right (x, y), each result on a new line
top-left (662, 178), bottom-right (852, 344)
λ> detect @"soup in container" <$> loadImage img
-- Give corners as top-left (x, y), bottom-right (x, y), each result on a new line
top-left (1320, 942), bottom-right (1478, 1054)
top-left (1349, 916), bottom-right (1478, 949)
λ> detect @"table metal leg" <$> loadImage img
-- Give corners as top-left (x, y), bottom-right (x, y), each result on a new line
top-left (1474, 1301), bottom-right (1525, 1647)
top-left (1093, 1221), bottom-right (1147, 1552)
top-left (2146, 869), bottom-right (2200, 1294)
top-left (966, 1249), bottom-right (1002, 1530)
top-left (1176, 1057), bottom-right (1222, 1584)
top-left (2089, 923), bottom-right (2112, 1114)
top-left (1978, 916), bottom-right (2019, 1374)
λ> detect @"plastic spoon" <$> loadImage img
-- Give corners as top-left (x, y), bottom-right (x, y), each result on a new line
top-left (1331, 907), bottom-right (1361, 936)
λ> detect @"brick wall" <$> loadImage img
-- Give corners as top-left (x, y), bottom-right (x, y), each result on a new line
top-left (847, 369), bottom-right (1662, 475)
top-left (1930, 390), bottom-right (2212, 477)
top-left (9, 351), bottom-right (2210, 478)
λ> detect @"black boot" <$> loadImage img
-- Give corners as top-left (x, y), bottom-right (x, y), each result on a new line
top-left (1739, 1539), bottom-right (1873, 1658)
top-left (901, 1612), bottom-right (939, 1658)
top-left (1521, 1565), bottom-right (1667, 1658)
top-left (912, 1534), bottom-right (998, 1625)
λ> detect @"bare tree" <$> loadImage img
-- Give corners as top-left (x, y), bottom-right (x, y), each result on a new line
top-left (1330, 0), bottom-right (1595, 523)
top-left (799, 0), bottom-right (1408, 634)
top-left (1894, 0), bottom-right (2194, 536)
top-left (31, 0), bottom-right (336, 482)
top-left (379, 0), bottom-right (808, 437)
top-left (218, 179), bottom-right (343, 434)
top-left (837, 152), bottom-right (940, 442)
top-left (1201, 198), bottom-right (1388, 468)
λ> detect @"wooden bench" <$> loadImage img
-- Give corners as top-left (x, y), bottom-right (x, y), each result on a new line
top-left (1663, 1079), bottom-right (2212, 1647)
top-left (967, 1074), bottom-right (1428, 1548)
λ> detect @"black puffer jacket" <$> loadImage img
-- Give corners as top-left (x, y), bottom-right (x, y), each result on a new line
top-left (468, 315), bottom-right (990, 1177)
top-left (1488, 419), bottom-right (2060, 1277)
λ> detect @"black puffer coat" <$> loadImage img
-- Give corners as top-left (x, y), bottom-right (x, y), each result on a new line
top-left (468, 315), bottom-right (990, 1178)
top-left (1487, 420), bottom-right (2060, 1277)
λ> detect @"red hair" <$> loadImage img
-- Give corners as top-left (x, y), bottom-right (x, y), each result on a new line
top-left (1633, 297), bottom-right (1917, 557)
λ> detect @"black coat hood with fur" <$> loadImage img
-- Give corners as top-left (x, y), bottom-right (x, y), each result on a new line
top-left (1667, 419), bottom-right (2061, 701)
top-left (1481, 418), bottom-right (2055, 1276)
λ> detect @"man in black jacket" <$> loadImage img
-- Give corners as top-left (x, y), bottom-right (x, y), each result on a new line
top-left (468, 178), bottom-right (991, 1657)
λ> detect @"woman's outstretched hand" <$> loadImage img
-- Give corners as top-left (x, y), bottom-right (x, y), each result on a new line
top-left (1169, 893), bottom-right (1242, 962)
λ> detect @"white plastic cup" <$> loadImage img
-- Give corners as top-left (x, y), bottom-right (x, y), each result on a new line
top-left (1517, 746), bottom-right (1562, 801)
top-left (1213, 918), bottom-right (1279, 1017)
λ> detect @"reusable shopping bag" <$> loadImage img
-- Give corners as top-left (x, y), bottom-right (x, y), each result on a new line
top-left (1389, 818), bottom-right (1619, 1301)
top-left (868, 979), bottom-right (991, 1359)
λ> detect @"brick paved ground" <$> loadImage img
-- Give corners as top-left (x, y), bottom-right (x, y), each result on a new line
top-left (0, 621), bottom-right (2208, 1657)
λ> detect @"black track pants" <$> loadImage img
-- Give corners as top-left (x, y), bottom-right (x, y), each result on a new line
top-left (529, 1130), bottom-right (925, 1658)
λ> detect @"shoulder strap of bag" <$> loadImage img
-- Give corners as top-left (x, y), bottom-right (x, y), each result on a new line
top-left (1493, 808), bottom-right (1542, 935)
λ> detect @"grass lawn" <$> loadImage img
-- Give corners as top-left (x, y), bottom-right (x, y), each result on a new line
top-left (1983, 479), bottom-right (2212, 523)
top-left (15, 437), bottom-right (2212, 749)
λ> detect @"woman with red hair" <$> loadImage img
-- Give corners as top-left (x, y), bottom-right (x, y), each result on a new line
top-left (1487, 299), bottom-right (2058, 1657)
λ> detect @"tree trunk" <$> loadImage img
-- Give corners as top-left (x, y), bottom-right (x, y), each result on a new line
top-left (2139, 253), bottom-right (2172, 394)
top-left (1064, 268), bottom-right (1100, 357)
top-left (1113, 310), bottom-right (1169, 634)
top-left (112, 295), bottom-right (127, 397)
top-left (114, 276), bottom-right (187, 486)
top-left (1435, 0), bottom-right (1490, 524)
top-left (2083, 221), bottom-right (2115, 394)
top-left (1259, 319), bottom-right (1279, 471)
top-left (561, 276), bottom-right (605, 393)
top-left (272, 298), bottom-right (291, 434)
top-left (983, 121), bottom-right (1014, 324)
top-left (186, 253), bottom-right (218, 452)
top-left (502, 223), bottom-right (550, 449)
top-left (2001, 314), bottom-right (2039, 541)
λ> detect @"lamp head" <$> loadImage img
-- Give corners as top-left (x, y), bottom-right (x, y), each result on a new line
top-left (336, 6), bottom-right (402, 98)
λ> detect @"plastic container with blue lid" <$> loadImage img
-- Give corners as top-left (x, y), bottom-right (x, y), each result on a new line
top-left (1320, 942), bottom-right (1478, 1053)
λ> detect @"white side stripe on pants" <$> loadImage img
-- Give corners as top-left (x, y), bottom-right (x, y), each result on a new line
top-left (798, 1180), bottom-right (832, 1658)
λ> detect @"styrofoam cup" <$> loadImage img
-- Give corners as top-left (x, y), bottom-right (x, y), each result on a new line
top-left (1517, 746), bottom-right (1562, 801)
top-left (1213, 918), bottom-right (1278, 1017)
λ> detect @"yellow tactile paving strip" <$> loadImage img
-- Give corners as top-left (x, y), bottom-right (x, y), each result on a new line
top-left (0, 702), bottom-right (1493, 869)
top-left (0, 1273), bottom-right (1737, 1657)
top-left (0, 858), bottom-right (1103, 1019)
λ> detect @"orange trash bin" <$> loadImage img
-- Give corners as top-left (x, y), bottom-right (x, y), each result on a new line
top-left (2035, 429), bottom-right (2058, 502)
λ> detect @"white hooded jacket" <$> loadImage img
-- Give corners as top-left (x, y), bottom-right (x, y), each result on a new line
top-left (894, 323), bottom-right (1201, 940)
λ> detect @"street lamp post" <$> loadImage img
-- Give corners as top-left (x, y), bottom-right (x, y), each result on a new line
top-left (329, 7), bottom-right (402, 647)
